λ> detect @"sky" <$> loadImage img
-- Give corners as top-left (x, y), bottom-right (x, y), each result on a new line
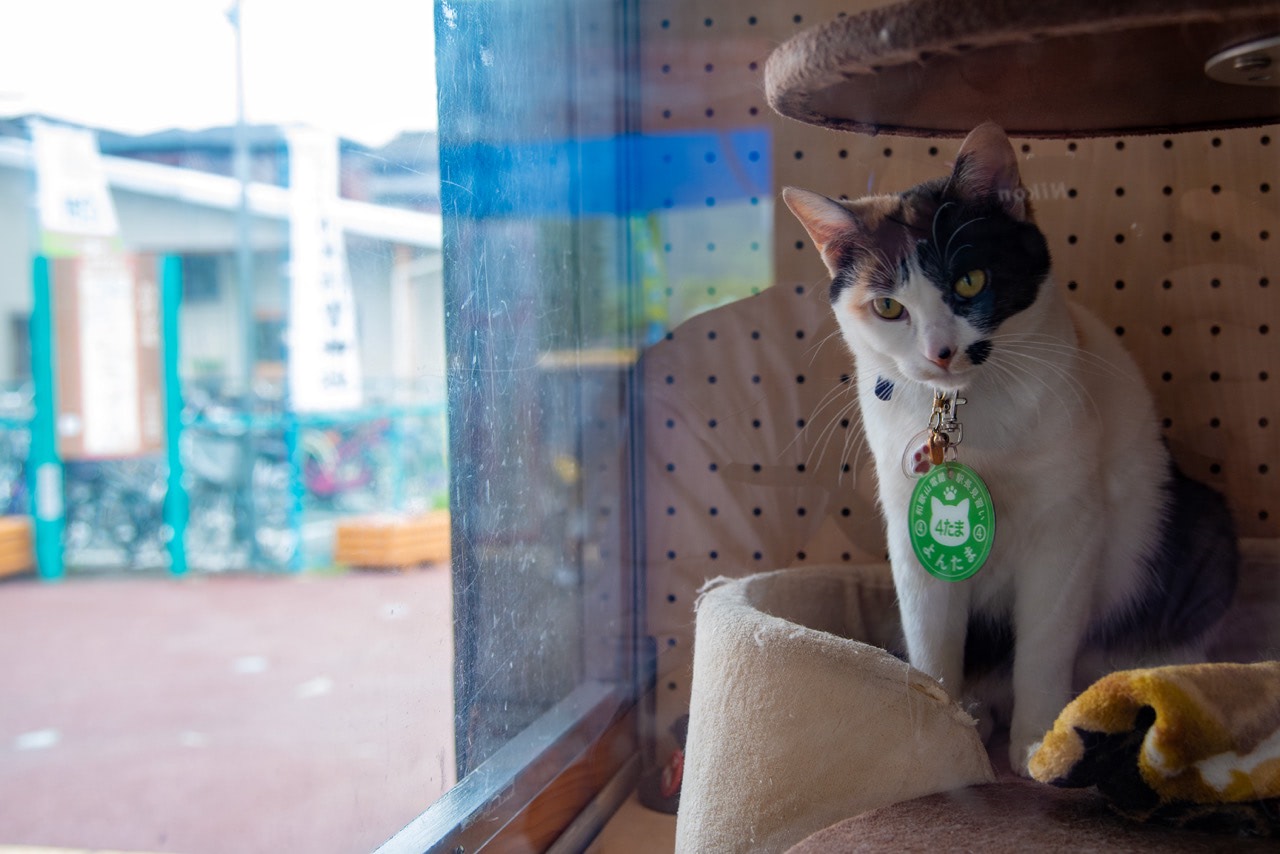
top-left (0, 0), bottom-right (438, 147)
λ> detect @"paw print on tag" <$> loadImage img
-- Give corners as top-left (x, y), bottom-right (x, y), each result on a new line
top-left (901, 429), bottom-right (934, 478)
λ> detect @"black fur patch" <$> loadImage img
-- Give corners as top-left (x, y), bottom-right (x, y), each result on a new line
top-left (874, 376), bottom-right (894, 401)
top-left (964, 613), bottom-right (1014, 679)
top-left (966, 340), bottom-right (993, 366)
top-left (904, 181), bottom-right (1051, 334)
top-left (1090, 461), bottom-right (1238, 651)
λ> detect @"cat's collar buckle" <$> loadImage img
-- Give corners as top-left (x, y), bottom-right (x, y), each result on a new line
top-left (928, 390), bottom-right (966, 464)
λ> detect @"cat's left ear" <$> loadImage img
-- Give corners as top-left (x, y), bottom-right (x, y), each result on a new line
top-left (782, 187), bottom-right (864, 278)
top-left (951, 122), bottom-right (1029, 221)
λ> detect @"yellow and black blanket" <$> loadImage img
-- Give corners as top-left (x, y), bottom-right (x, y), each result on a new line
top-left (1029, 661), bottom-right (1280, 835)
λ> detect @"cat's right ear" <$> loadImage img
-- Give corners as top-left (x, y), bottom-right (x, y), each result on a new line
top-left (782, 187), bottom-right (863, 279)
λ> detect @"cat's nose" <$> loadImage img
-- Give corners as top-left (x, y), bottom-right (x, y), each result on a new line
top-left (930, 347), bottom-right (954, 369)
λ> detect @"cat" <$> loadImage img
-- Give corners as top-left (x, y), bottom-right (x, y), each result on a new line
top-left (783, 122), bottom-right (1238, 774)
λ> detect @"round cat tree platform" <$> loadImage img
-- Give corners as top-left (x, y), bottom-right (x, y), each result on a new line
top-left (764, 0), bottom-right (1280, 138)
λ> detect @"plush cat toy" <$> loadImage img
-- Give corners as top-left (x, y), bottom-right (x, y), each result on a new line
top-left (784, 123), bottom-right (1238, 774)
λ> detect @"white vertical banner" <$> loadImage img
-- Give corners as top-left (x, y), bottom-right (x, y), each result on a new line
top-left (30, 120), bottom-right (121, 245)
top-left (287, 127), bottom-right (363, 412)
top-left (77, 255), bottom-right (141, 456)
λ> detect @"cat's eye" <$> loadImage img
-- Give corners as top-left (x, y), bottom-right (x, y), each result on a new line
top-left (955, 269), bottom-right (987, 298)
top-left (870, 297), bottom-right (905, 320)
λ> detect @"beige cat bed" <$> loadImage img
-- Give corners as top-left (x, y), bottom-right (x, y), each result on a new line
top-left (674, 564), bottom-right (995, 854)
top-left (672, 544), bottom-right (1280, 853)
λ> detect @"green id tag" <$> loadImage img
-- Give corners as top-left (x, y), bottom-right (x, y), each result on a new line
top-left (908, 461), bottom-right (995, 582)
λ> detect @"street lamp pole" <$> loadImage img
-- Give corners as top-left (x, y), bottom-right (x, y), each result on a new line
top-left (230, 0), bottom-right (254, 400)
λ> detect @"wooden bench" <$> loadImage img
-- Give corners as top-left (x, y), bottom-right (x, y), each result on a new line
top-left (334, 510), bottom-right (450, 569)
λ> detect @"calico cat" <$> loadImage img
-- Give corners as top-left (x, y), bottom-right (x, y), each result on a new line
top-left (784, 123), bottom-right (1238, 774)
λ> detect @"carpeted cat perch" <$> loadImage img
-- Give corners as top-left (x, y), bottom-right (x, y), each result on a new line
top-left (764, 0), bottom-right (1280, 138)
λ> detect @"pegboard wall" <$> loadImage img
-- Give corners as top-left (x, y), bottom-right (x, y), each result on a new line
top-left (637, 0), bottom-right (1279, 757)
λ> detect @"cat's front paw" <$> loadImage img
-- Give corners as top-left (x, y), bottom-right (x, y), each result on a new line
top-left (1008, 735), bottom-right (1043, 778)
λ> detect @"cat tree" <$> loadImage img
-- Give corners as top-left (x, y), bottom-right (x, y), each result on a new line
top-left (672, 2), bottom-right (1280, 851)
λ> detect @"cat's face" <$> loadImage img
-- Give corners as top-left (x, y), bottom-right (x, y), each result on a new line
top-left (784, 124), bottom-right (1051, 393)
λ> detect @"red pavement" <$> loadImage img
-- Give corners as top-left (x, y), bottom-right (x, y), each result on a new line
top-left (0, 567), bottom-right (454, 854)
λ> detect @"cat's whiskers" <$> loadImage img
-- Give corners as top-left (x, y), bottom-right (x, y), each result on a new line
top-left (985, 332), bottom-right (1135, 384)
top-left (942, 216), bottom-right (987, 271)
top-left (988, 345), bottom-right (1099, 421)
top-left (981, 357), bottom-right (1081, 425)
top-left (930, 201), bottom-right (956, 257)
top-left (837, 411), bottom-right (869, 488)
top-left (795, 382), bottom-right (861, 472)
top-left (803, 327), bottom-right (847, 367)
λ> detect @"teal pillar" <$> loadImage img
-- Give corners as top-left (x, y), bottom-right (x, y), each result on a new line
top-left (284, 413), bottom-right (305, 572)
top-left (29, 256), bottom-right (64, 580)
top-left (160, 255), bottom-right (188, 576)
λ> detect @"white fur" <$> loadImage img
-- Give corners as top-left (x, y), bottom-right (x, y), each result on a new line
top-left (833, 266), bottom-right (1168, 774)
